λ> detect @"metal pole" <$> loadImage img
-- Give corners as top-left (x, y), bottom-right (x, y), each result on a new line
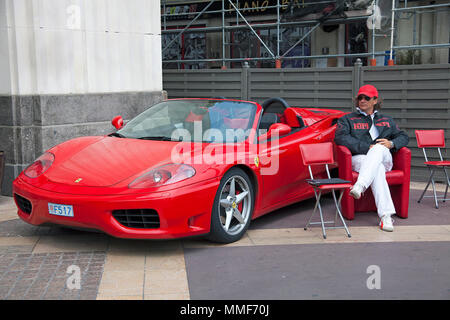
top-left (394, 43), bottom-right (450, 50)
top-left (163, 45), bottom-right (450, 64)
top-left (276, 0), bottom-right (281, 68)
top-left (227, 0), bottom-right (276, 59)
top-left (370, 0), bottom-right (377, 65)
top-left (161, 15), bottom-right (371, 34)
top-left (236, 0), bottom-right (239, 26)
top-left (373, 1), bottom-right (376, 59)
top-left (388, 0), bottom-right (395, 65)
top-left (277, 0), bottom-right (280, 57)
top-left (163, 0), bottom-right (166, 31)
top-left (283, 51), bottom-right (389, 60)
top-left (162, 0), bottom-right (215, 53)
top-left (393, 3), bottom-right (450, 11)
top-left (163, 51), bottom-right (392, 64)
top-left (302, 27), bottom-right (306, 68)
top-left (412, 9), bottom-right (416, 64)
top-left (222, 0), bottom-right (226, 69)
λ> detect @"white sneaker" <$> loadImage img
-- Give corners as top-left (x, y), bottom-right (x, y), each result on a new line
top-left (349, 183), bottom-right (364, 200)
top-left (379, 215), bottom-right (394, 232)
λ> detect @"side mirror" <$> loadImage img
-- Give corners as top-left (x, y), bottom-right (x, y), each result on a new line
top-left (112, 115), bottom-right (124, 130)
top-left (258, 123), bottom-right (291, 142)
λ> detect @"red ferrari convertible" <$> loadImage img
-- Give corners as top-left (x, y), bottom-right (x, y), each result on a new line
top-left (13, 98), bottom-right (345, 243)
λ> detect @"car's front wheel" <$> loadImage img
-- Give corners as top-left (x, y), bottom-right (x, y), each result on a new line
top-left (207, 168), bottom-right (254, 243)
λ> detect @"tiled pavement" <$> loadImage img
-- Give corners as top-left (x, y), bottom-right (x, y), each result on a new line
top-left (0, 182), bottom-right (449, 300)
top-left (0, 251), bottom-right (105, 300)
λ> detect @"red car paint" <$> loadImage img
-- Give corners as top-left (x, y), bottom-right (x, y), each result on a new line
top-left (13, 99), bottom-right (346, 239)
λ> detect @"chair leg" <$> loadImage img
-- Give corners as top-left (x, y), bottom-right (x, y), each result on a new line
top-left (305, 190), bottom-right (320, 230)
top-left (430, 169), bottom-right (439, 209)
top-left (418, 168), bottom-right (432, 203)
top-left (445, 184), bottom-right (449, 203)
top-left (418, 167), bottom-right (436, 206)
top-left (305, 191), bottom-right (328, 239)
top-left (316, 192), bottom-right (327, 239)
top-left (443, 167), bottom-right (450, 202)
top-left (334, 191), bottom-right (352, 238)
top-left (331, 189), bottom-right (339, 226)
top-left (305, 188), bottom-right (351, 239)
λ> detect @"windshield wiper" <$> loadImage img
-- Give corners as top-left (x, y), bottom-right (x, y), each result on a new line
top-left (138, 136), bottom-right (182, 142)
top-left (109, 132), bottom-right (126, 138)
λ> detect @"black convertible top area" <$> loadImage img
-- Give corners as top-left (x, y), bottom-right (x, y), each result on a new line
top-left (260, 97), bottom-right (306, 130)
top-left (261, 97), bottom-right (290, 113)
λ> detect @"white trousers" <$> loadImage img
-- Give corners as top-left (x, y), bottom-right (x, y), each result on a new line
top-left (351, 144), bottom-right (395, 218)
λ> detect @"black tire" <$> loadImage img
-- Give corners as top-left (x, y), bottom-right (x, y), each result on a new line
top-left (206, 167), bottom-right (255, 243)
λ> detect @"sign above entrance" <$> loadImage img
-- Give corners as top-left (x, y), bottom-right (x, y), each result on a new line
top-left (162, 0), bottom-right (329, 20)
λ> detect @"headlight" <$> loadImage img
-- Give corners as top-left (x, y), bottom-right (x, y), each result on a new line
top-left (24, 152), bottom-right (55, 178)
top-left (128, 164), bottom-right (196, 189)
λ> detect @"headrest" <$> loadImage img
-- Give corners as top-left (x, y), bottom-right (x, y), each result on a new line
top-left (283, 108), bottom-right (306, 128)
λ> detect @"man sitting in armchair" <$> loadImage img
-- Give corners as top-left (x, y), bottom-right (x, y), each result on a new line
top-left (334, 84), bottom-right (409, 232)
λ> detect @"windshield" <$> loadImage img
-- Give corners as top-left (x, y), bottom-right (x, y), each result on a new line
top-left (117, 99), bottom-right (257, 143)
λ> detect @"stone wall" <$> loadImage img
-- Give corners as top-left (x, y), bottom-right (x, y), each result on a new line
top-left (0, 91), bottom-right (166, 195)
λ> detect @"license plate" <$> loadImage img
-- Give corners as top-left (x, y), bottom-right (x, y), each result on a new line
top-left (48, 203), bottom-right (74, 217)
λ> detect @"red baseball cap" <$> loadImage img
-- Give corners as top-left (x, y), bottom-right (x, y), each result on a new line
top-left (357, 84), bottom-right (378, 98)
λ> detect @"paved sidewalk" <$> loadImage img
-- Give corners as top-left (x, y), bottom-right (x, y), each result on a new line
top-left (0, 251), bottom-right (105, 300)
top-left (0, 181), bottom-right (449, 300)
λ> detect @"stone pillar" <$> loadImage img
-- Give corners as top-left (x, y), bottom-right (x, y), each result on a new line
top-left (0, 0), bottom-right (165, 195)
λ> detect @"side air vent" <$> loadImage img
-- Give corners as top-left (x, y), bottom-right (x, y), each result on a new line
top-left (14, 194), bottom-right (32, 214)
top-left (112, 209), bottom-right (160, 229)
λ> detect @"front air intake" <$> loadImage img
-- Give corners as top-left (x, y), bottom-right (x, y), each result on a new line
top-left (112, 209), bottom-right (160, 229)
top-left (14, 194), bottom-right (32, 214)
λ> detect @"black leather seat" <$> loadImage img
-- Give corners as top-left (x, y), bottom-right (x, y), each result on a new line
top-left (259, 113), bottom-right (280, 131)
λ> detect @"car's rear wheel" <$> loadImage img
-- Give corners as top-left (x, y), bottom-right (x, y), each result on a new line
top-left (207, 167), bottom-right (254, 243)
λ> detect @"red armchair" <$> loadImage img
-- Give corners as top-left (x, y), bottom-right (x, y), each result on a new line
top-left (336, 145), bottom-right (411, 220)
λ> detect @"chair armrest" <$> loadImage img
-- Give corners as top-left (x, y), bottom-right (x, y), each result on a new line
top-left (392, 147), bottom-right (411, 176)
top-left (336, 145), bottom-right (353, 180)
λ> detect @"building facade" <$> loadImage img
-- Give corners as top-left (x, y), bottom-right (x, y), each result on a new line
top-left (161, 0), bottom-right (450, 69)
top-left (0, 0), bottom-right (165, 195)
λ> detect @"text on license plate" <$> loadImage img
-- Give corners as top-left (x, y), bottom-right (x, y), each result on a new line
top-left (48, 203), bottom-right (74, 217)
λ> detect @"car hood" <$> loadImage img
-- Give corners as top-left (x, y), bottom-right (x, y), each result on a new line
top-left (46, 137), bottom-right (186, 187)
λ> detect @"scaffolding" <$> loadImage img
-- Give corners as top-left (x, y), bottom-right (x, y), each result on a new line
top-left (161, 0), bottom-right (450, 68)
top-left (388, 1), bottom-right (450, 65)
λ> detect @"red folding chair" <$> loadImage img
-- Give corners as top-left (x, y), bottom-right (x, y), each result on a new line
top-left (415, 129), bottom-right (450, 208)
top-left (299, 142), bottom-right (352, 239)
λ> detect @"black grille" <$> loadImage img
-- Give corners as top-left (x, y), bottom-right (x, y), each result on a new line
top-left (112, 209), bottom-right (160, 229)
top-left (14, 194), bottom-right (32, 214)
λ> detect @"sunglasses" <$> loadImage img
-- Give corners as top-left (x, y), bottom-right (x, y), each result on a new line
top-left (357, 95), bottom-right (376, 101)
